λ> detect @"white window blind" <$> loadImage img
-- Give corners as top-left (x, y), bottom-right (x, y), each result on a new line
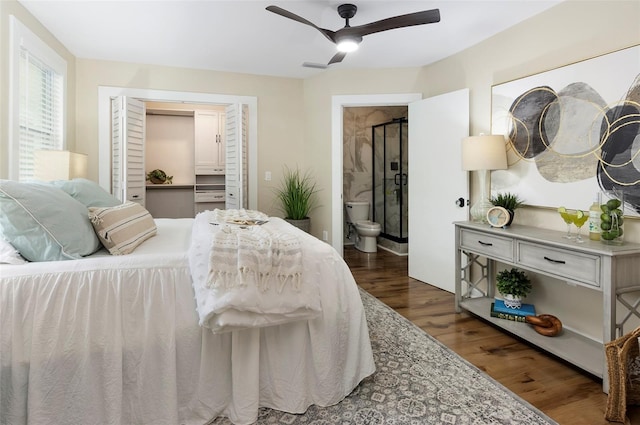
top-left (9, 15), bottom-right (66, 181)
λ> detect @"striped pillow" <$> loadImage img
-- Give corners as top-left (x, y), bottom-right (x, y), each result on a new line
top-left (88, 201), bottom-right (157, 255)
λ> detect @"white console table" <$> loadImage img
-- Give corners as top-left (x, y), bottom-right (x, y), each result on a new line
top-left (454, 221), bottom-right (640, 391)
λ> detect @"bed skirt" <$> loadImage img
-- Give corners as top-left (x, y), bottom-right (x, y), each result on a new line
top-left (0, 219), bottom-right (375, 425)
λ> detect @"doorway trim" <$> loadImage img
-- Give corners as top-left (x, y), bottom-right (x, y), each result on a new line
top-left (98, 86), bottom-right (258, 209)
top-left (331, 93), bottom-right (422, 254)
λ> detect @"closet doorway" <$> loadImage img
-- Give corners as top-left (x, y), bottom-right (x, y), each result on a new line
top-left (97, 87), bottom-right (258, 211)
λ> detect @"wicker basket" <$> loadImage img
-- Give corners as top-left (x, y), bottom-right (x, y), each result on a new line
top-left (605, 327), bottom-right (640, 423)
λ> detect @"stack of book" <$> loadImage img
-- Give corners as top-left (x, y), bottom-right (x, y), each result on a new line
top-left (490, 299), bottom-right (536, 322)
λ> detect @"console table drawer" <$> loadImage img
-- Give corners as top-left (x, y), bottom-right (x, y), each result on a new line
top-left (516, 242), bottom-right (601, 288)
top-left (460, 229), bottom-right (514, 262)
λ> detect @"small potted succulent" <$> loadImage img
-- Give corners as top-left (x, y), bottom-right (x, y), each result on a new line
top-left (146, 169), bottom-right (173, 184)
top-left (496, 267), bottom-right (532, 309)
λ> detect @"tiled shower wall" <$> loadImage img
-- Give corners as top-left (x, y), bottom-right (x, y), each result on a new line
top-left (343, 106), bottom-right (408, 206)
top-left (343, 106), bottom-right (408, 247)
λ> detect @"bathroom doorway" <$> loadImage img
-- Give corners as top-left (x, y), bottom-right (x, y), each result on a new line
top-left (372, 117), bottom-right (408, 247)
top-left (331, 93), bottom-right (422, 256)
top-left (342, 105), bottom-right (408, 254)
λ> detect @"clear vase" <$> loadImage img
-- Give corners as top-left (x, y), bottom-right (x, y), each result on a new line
top-left (600, 190), bottom-right (625, 245)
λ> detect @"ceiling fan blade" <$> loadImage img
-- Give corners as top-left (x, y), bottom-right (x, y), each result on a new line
top-left (328, 52), bottom-right (347, 65)
top-left (266, 5), bottom-right (336, 43)
top-left (348, 9), bottom-right (440, 38)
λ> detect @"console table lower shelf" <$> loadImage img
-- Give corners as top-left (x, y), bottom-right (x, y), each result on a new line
top-left (460, 297), bottom-right (604, 378)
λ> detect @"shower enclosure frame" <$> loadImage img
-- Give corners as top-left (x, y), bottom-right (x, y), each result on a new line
top-left (372, 117), bottom-right (408, 244)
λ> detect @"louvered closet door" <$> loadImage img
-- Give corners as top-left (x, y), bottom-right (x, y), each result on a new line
top-left (241, 104), bottom-right (248, 209)
top-left (111, 96), bottom-right (146, 205)
top-left (225, 104), bottom-right (242, 209)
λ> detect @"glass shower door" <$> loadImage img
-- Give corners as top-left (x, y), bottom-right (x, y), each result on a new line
top-left (373, 118), bottom-right (408, 242)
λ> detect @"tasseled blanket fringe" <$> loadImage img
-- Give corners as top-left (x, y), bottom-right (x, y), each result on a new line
top-left (207, 269), bottom-right (302, 293)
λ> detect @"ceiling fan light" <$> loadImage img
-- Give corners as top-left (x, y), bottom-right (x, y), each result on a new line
top-left (336, 34), bottom-right (362, 53)
top-left (337, 39), bottom-right (359, 52)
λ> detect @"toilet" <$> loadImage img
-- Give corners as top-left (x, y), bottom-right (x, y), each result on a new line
top-left (345, 201), bottom-right (381, 253)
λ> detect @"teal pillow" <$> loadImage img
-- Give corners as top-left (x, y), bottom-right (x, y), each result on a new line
top-left (0, 180), bottom-right (101, 262)
top-left (48, 178), bottom-right (121, 208)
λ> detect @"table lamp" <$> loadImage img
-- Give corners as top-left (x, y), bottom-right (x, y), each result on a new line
top-left (33, 150), bottom-right (88, 181)
top-left (462, 135), bottom-right (508, 223)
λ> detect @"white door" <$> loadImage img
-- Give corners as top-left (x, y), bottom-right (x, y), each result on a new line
top-left (408, 89), bottom-right (469, 293)
top-left (225, 104), bottom-right (243, 209)
top-left (111, 96), bottom-right (145, 205)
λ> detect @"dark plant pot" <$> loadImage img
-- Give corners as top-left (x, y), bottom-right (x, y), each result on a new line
top-left (505, 209), bottom-right (515, 227)
top-left (149, 177), bottom-right (165, 184)
top-left (285, 218), bottom-right (310, 233)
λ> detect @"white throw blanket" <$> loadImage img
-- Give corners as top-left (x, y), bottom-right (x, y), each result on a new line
top-left (189, 209), bottom-right (322, 333)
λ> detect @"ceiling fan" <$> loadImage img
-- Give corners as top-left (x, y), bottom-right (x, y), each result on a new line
top-left (266, 3), bottom-right (441, 67)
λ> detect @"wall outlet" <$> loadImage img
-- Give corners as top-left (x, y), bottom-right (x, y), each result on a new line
top-left (322, 230), bottom-right (328, 241)
top-left (265, 171), bottom-right (271, 181)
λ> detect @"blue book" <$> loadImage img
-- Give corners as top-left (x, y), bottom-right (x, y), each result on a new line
top-left (493, 299), bottom-right (536, 316)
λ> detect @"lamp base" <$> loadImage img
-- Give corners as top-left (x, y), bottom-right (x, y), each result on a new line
top-left (470, 199), bottom-right (493, 223)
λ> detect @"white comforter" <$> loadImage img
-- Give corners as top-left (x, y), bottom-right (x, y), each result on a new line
top-left (0, 218), bottom-right (375, 425)
top-left (190, 211), bottom-right (322, 332)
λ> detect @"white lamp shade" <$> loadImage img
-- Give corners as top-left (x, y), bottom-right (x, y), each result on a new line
top-left (34, 150), bottom-right (88, 181)
top-left (461, 135), bottom-right (508, 171)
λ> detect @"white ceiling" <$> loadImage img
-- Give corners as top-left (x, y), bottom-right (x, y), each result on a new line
top-left (18, 0), bottom-right (563, 79)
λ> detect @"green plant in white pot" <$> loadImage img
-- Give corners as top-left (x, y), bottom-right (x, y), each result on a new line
top-left (274, 166), bottom-right (319, 233)
top-left (496, 268), bottom-right (532, 309)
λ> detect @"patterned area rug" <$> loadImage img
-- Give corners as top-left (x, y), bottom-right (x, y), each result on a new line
top-left (213, 289), bottom-right (558, 424)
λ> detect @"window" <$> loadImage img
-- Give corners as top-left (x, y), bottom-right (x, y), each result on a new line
top-left (9, 15), bottom-right (66, 181)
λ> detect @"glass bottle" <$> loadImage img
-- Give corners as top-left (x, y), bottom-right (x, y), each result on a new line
top-left (588, 193), bottom-right (601, 241)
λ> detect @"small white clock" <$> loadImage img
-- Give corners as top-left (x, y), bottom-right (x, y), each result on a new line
top-left (487, 206), bottom-right (511, 228)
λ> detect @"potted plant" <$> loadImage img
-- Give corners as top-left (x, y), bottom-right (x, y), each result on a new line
top-left (489, 192), bottom-right (524, 226)
top-left (274, 166), bottom-right (319, 233)
top-left (146, 169), bottom-right (173, 184)
top-left (496, 267), bottom-right (532, 309)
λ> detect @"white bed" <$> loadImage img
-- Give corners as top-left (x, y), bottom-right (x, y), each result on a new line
top-left (0, 218), bottom-right (375, 425)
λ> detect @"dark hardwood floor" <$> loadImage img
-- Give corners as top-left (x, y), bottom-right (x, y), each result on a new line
top-left (344, 245), bottom-right (639, 425)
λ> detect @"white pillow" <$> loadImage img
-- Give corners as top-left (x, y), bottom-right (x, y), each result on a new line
top-left (0, 238), bottom-right (27, 265)
top-left (0, 180), bottom-right (101, 262)
top-left (88, 201), bottom-right (157, 255)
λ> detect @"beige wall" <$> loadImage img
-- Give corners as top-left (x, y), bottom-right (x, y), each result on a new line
top-left (1, 0), bottom-right (638, 339)
top-left (302, 0), bottom-right (640, 244)
top-left (0, 0), bottom-right (76, 178)
top-left (2, 0), bottom-right (638, 247)
top-left (299, 1), bottom-right (639, 339)
top-left (302, 67), bottom-right (425, 236)
top-left (74, 59), bottom-right (305, 218)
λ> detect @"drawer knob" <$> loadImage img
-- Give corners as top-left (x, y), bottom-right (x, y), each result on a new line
top-left (478, 241), bottom-right (493, 246)
top-left (544, 256), bottom-right (566, 264)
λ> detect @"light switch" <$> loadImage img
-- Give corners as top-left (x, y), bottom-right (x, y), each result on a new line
top-left (265, 171), bottom-right (272, 181)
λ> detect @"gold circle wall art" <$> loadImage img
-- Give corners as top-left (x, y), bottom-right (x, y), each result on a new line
top-left (491, 45), bottom-right (640, 217)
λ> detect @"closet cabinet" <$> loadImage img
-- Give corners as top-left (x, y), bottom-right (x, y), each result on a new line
top-left (114, 99), bottom-right (245, 218)
top-left (194, 111), bottom-right (225, 175)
